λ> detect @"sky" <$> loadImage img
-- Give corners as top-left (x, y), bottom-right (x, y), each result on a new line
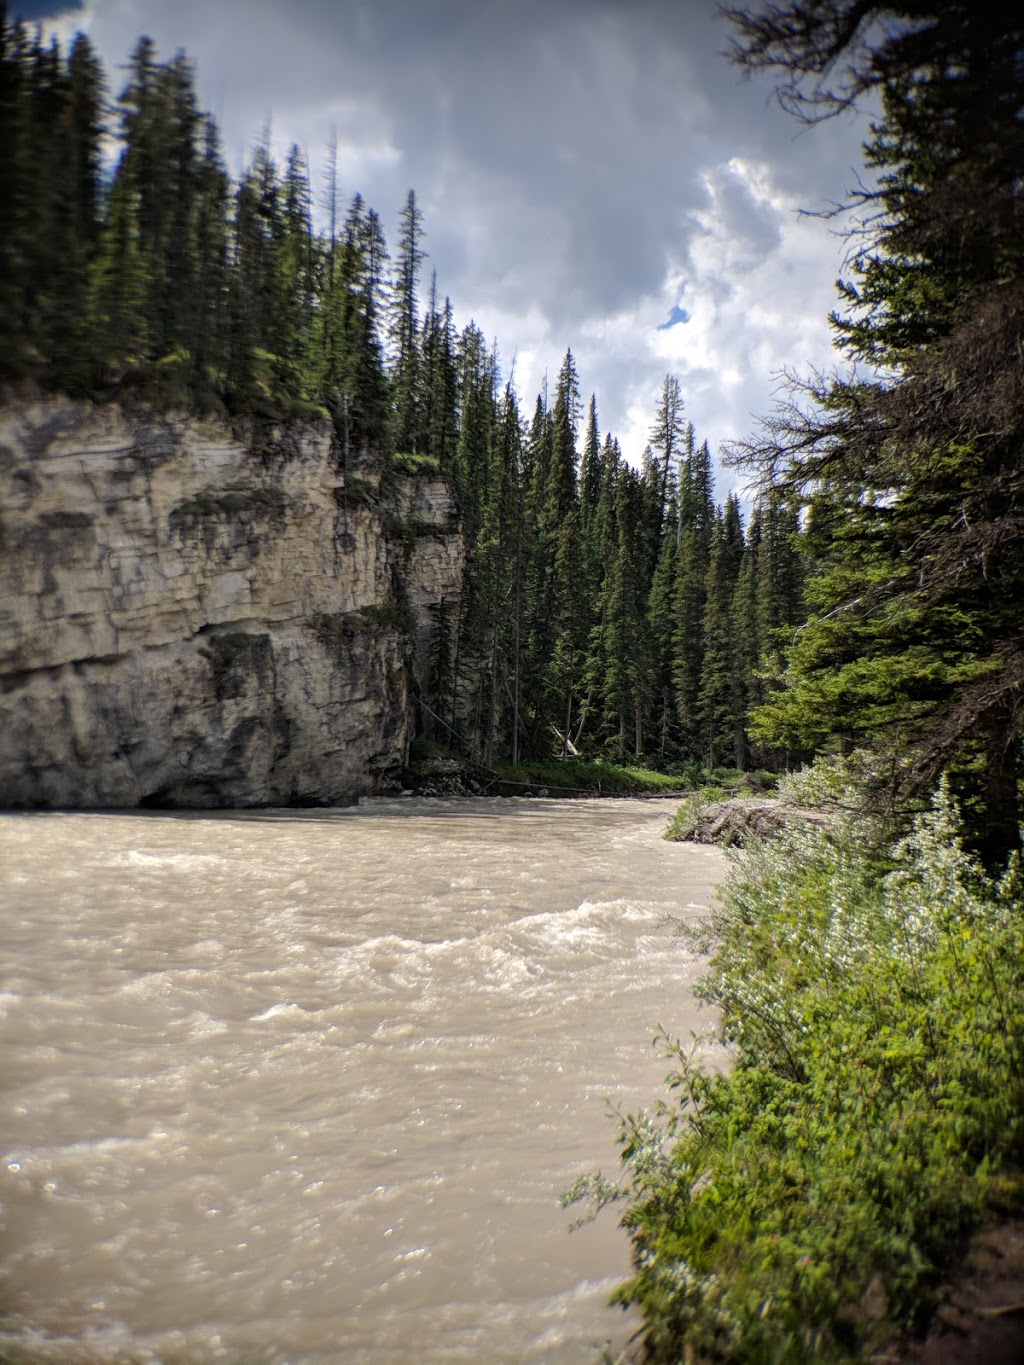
top-left (24, 0), bottom-right (873, 495)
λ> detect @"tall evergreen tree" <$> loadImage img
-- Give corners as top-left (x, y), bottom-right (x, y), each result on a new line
top-left (521, 392), bottom-right (556, 751)
top-left (730, 505), bottom-right (763, 770)
top-left (697, 495), bottom-right (745, 769)
top-left (0, 8), bottom-right (32, 372)
top-left (729, 0), bottom-right (1024, 860)
top-left (603, 465), bottom-right (652, 757)
top-left (188, 114), bottom-right (231, 388)
top-left (647, 477), bottom-right (680, 756)
top-left (649, 374), bottom-right (686, 555)
top-left (390, 188), bottom-right (425, 453)
top-left (543, 351), bottom-right (586, 752)
top-left (671, 429), bottom-right (716, 756)
top-left (420, 274), bottom-right (458, 470)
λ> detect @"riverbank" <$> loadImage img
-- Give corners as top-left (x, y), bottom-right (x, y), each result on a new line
top-left (403, 744), bottom-right (770, 801)
top-left (626, 777), bottom-right (1024, 1363)
top-left (405, 751), bottom-right (685, 799)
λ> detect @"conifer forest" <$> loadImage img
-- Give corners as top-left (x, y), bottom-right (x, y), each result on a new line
top-left (0, 5), bottom-right (806, 782)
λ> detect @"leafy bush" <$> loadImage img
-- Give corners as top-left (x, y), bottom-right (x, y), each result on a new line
top-left (570, 778), bottom-right (1024, 1362)
top-left (392, 449), bottom-right (441, 475)
top-left (663, 786), bottom-right (731, 841)
top-left (332, 477), bottom-right (378, 509)
top-left (409, 736), bottom-right (450, 763)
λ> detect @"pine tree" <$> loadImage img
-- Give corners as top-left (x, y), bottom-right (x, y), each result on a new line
top-left (452, 322), bottom-right (495, 537)
top-left (671, 429), bottom-right (716, 757)
top-left (157, 52), bottom-right (203, 368)
top-left (647, 477), bottom-right (680, 756)
top-left (0, 8), bottom-right (32, 371)
top-left (581, 433), bottom-right (621, 752)
top-left (310, 135), bottom-right (344, 422)
top-left (18, 31), bottom-right (66, 369)
top-left (649, 374), bottom-right (686, 556)
top-left (729, 0), bottom-right (1024, 860)
top-left (447, 324), bottom-right (499, 743)
top-left (225, 135), bottom-right (277, 402)
top-left (543, 351), bottom-right (586, 753)
top-left (729, 505), bottom-right (763, 770)
top-left (697, 495), bottom-right (744, 769)
top-left (419, 275), bottom-right (458, 470)
top-left (189, 115), bottom-right (231, 390)
top-left (467, 382), bottom-right (526, 764)
top-left (324, 194), bottom-right (391, 454)
top-left (603, 465), bottom-right (651, 757)
top-left (390, 188), bottom-right (425, 454)
top-left (87, 163), bottom-right (148, 379)
top-left (521, 392), bottom-right (556, 753)
top-left (274, 143), bottom-right (317, 399)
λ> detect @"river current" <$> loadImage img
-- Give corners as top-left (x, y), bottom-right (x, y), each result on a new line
top-left (0, 796), bottom-right (724, 1363)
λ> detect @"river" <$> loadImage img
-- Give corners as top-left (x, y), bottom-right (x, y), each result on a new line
top-left (0, 796), bottom-right (724, 1363)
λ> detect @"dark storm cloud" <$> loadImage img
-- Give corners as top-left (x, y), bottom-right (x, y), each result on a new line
top-left (64, 0), bottom-right (871, 459)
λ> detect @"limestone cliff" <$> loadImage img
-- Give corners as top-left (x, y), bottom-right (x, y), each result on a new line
top-left (0, 397), bottom-right (463, 807)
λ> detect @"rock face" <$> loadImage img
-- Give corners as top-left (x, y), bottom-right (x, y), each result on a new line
top-left (0, 397), bottom-right (463, 807)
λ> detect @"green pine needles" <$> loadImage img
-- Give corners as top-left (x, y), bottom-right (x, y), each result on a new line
top-left (569, 773), bottom-right (1024, 1362)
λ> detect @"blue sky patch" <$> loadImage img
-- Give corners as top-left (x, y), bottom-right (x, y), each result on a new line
top-left (657, 304), bottom-right (691, 331)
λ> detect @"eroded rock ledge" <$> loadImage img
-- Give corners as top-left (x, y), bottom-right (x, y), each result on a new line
top-left (0, 397), bottom-right (463, 808)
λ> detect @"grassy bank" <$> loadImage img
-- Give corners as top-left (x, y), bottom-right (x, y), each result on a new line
top-left (569, 766), bottom-right (1024, 1362)
top-left (490, 758), bottom-right (778, 798)
top-left (406, 736), bottom-right (783, 799)
top-left (491, 758), bottom-right (683, 795)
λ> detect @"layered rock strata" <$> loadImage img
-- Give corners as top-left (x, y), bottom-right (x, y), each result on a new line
top-left (0, 398), bottom-right (463, 807)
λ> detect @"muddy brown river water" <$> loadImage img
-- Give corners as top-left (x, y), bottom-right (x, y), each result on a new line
top-left (0, 796), bottom-right (724, 1363)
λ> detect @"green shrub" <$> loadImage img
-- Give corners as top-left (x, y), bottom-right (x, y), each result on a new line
top-left (174, 485), bottom-right (286, 519)
top-left (333, 477), bottom-right (378, 509)
top-left (570, 777), bottom-right (1024, 1362)
top-left (313, 602), bottom-right (404, 650)
top-left (392, 449), bottom-right (441, 475)
top-left (409, 736), bottom-right (450, 763)
top-left (663, 786), bottom-right (730, 841)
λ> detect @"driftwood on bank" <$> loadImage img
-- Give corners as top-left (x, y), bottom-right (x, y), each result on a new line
top-left (682, 797), bottom-right (829, 847)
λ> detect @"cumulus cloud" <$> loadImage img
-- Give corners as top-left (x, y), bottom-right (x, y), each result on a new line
top-left (32, 0), bottom-right (872, 482)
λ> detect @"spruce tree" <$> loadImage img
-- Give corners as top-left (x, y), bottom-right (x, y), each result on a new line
top-left (697, 495), bottom-right (744, 770)
top-left (647, 478), bottom-right (680, 756)
top-left (419, 275), bottom-right (458, 471)
top-left (543, 351), bottom-right (585, 753)
top-left (730, 505), bottom-right (763, 770)
top-left (729, 0), bottom-right (1024, 860)
top-left (649, 374), bottom-right (686, 555)
top-left (0, 8), bottom-right (31, 372)
top-left (671, 430), bottom-right (715, 758)
top-left (521, 393), bottom-right (556, 753)
top-left (190, 115), bottom-right (231, 391)
top-left (603, 465), bottom-right (651, 757)
top-left (390, 188), bottom-right (425, 454)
